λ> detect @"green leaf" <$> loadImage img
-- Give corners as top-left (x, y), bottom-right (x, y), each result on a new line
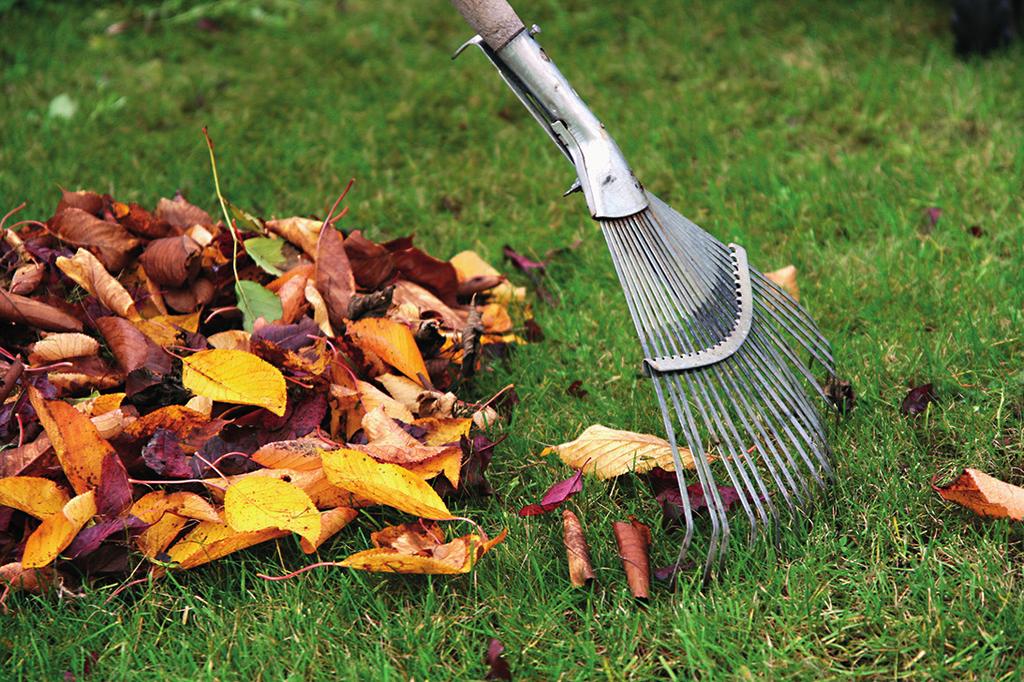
top-left (227, 199), bottom-right (263, 234)
top-left (244, 237), bottom-right (286, 276)
top-left (234, 280), bottom-right (282, 332)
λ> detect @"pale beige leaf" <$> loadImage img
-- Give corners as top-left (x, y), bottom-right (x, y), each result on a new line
top-left (357, 380), bottom-right (414, 423)
top-left (543, 424), bottom-right (696, 479)
top-left (28, 333), bottom-right (99, 364)
top-left (765, 264), bottom-right (800, 301)
top-left (56, 248), bottom-right (139, 318)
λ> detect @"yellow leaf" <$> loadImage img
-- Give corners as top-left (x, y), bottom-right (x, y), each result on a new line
top-left (90, 392), bottom-right (126, 416)
top-left (341, 527), bottom-right (506, 575)
top-left (449, 250), bottom-right (524, 303)
top-left (22, 491), bottom-right (97, 568)
top-left (133, 311), bottom-right (201, 348)
top-left (403, 448), bottom-right (462, 488)
top-left (181, 349), bottom-right (287, 416)
top-left (130, 491), bottom-right (222, 558)
top-left (299, 507), bottom-right (358, 554)
top-left (0, 477), bottom-right (71, 519)
top-left (414, 417), bottom-right (473, 446)
top-left (347, 318), bottom-right (429, 385)
top-left (765, 264), bottom-right (800, 301)
top-left (321, 448), bottom-right (453, 519)
top-left (480, 303), bottom-right (512, 334)
top-left (28, 386), bottom-right (115, 493)
top-left (543, 424), bottom-right (697, 480)
top-left (224, 476), bottom-right (321, 544)
top-left (56, 248), bottom-right (139, 319)
top-left (165, 520), bottom-right (287, 569)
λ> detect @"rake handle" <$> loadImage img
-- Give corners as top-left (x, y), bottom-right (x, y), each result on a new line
top-left (450, 0), bottom-right (526, 50)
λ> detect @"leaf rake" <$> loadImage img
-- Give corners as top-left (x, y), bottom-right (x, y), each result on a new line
top-left (450, 0), bottom-right (836, 581)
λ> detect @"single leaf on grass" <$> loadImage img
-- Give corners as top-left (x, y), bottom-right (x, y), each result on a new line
top-left (315, 224), bottom-right (355, 329)
top-left (245, 237), bottom-right (286, 276)
top-left (0, 477), bottom-right (71, 519)
top-left (933, 469), bottom-right (1024, 521)
top-left (235, 280), bottom-right (283, 333)
top-left (22, 490), bottom-right (97, 568)
top-left (56, 248), bottom-right (139, 319)
top-left (518, 470), bottom-right (583, 516)
top-left (321, 448), bottom-right (453, 519)
top-left (562, 509), bottom-right (594, 587)
top-left (543, 424), bottom-right (696, 479)
top-left (165, 520), bottom-right (288, 570)
top-left (224, 477), bottom-right (321, 545)
top-left (340, 521), bottom-right (506, 574)
top-left (299, 506), bottom-right (358, 553)
top-left (347, 317), bottom-right (429, 384)
top-left (29, 386), bottom-right (114, 494)
top-left (765, 264), bottom-right (799, 301)
top-left (901, 383), bottom-right (936, 416)
top-left (612, 517), bottom-right (651, 600)
top-left (484, 638), bottom-right (512, 681)
top-left (181, 348), bottom-right (287, 416)
top-left (647, 467), bottom-right (742, 526)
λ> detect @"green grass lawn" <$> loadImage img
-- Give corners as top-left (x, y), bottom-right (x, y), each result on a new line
top-left (3, 0), bottom-right (1024, 678)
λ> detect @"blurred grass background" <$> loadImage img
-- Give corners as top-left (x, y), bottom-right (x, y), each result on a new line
top-left (2, 0), bottom-right (1023, 679)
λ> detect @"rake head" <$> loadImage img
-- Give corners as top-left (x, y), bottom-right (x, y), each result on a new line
top-left (601, 193), bottom-right (835, 582)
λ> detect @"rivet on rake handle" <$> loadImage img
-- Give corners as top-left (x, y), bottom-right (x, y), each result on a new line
top-left (450, 0), bottom-right (837, 584)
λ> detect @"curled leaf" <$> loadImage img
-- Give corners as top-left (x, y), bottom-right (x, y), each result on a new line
top-left (562, 510), bottom-right (594, 587)
top-left (612, 517), bottom-right (651, 599)
top-left (56, 248), bottom-right (139, 318)
top-left (341, 523), bottom-right (506, 574)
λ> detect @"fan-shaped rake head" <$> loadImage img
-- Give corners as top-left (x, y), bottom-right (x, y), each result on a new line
top-left (600, 192), bottom-right (836, 583)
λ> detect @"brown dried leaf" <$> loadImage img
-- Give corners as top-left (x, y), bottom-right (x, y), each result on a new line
top-left (265, 216), bottom-right (321, 258)
top-left (391, 280), bottom-right (466, 330)
top-left (10, 262), bottom-right (45, 295)
top-left (344, 230), bottom-right (395, 289)
top-left (314, 223), bottom-right (355, 329)
top-left (138, 235), bottom-right (202, 287)
top-left (0, 291), bottom-right (83, 332)
top-left (562, 510), bottom-right (594, 587)
top-left (155, 193), bottom-right (213, 230)
top-left (613, 517), bottom-right (651, 599)
top-left (47, 208), bottom-right (141, 272)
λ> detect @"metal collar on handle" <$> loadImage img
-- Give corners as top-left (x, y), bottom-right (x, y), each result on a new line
top-left (456, 30), bottom-right (648, 219)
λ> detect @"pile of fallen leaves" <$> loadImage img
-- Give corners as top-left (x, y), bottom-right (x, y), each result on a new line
top-left (0, 167), bottom-right (526, 603)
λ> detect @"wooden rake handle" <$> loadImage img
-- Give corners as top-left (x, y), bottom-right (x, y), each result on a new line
top-left (450, 0), bottom-right (526, 50)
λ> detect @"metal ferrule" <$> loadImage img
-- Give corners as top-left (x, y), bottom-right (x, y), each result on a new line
top-left (459, 30), bottom-right (648, 219)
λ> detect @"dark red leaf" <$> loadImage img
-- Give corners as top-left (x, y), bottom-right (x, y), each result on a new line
top-left (648, 467), bottom-right (741, 526)
top-left (502, 245), bottom-right (546, 273)
top-left (391, 248), bottom-right (459, 305)
top-left (824, 376), bottom-right (855, 414)
top-left (252, 318), bottom-right (320, 351)
top-left (968, 225), bottom-right (984, 238)
top-left (343, 230), bottom-right (395, 289)
top-left (518, 469), bottom-right (583, 516)
top-left (96, 452), bottom-right (132, 518)
top-left (484, 638), bottom-right (512, 681)
top-left (566, 380), bottom-right (587, 399)
top-left (65, 515), bottom-right (147, 559)
top-left (901, 383), bottom-right (936, 416)
top-left (524, 318), bottom-right (544, 342)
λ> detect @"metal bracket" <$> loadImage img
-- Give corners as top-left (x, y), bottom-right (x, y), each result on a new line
top-left (643, 244), bottom-right (753, 373)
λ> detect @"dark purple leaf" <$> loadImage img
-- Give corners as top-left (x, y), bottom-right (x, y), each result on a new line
top-left (252, 317), bottom-right (321, 351)
top-left (648, 467), bottom-right (741, 526)
top-left (502, 245), bottom-right (547, 273)
top-left (65, 515), bottom-right (147, 559)
top-left (901, 383), bottom-right (936, 416)
top-left (653, 559), bottom-right (695, 584)
top-left (436, 434), bottom-right (497, 498)
top-left (968, 225), bottom-right (984, 238)
top-left (524, 318), bottom-right (544, 342)
top-left (518, 469), bottom-right (583, 516)
top-left (96, 452), bottom-right (132, 517)
top-left (484, 638), bottom-right (512, 681)
top-left (923, 206), bottom-right (942, 233)
top-left (824, 376), bottom-right (855, 414)
top-left (142, 428), bottom-right (194, 479)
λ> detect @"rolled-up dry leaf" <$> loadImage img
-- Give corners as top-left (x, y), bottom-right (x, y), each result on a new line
top-left (562, 510), bottom-right (595, 587)
top-left (0, 292), bottom-right (83, 332)
top-left (139, 235), bottom-right (201, 287)
top-left (612, 517), bottom-right (651, 599)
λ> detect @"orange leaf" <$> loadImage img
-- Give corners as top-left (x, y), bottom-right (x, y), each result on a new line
top-left (321, 448), bottom-right (453, 519)
top-left (0, 477), bottom-right (71, 519)
top-left (299, 507), bottom-right (358, 553)
top-left (934, 468), bottom-right (1024, 521)
top-left (765, 264), bottom-right (800, 301)
top-left (224, 477), bottom-right (321, 544)
top-left (181, 349), bottom-right (287, 416)
top-left (22, 491), bottom-right (97, 568)
top-left (130, 491), bottom-right (223, 558)
top-left (347, 318), bottom-right (429, 385)
top-left (1, 562), bottom-right (58, 594)
top-left (341, 527), bottom-right (506, 574)
top-left (28, 386), bottom-right (114, 494)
